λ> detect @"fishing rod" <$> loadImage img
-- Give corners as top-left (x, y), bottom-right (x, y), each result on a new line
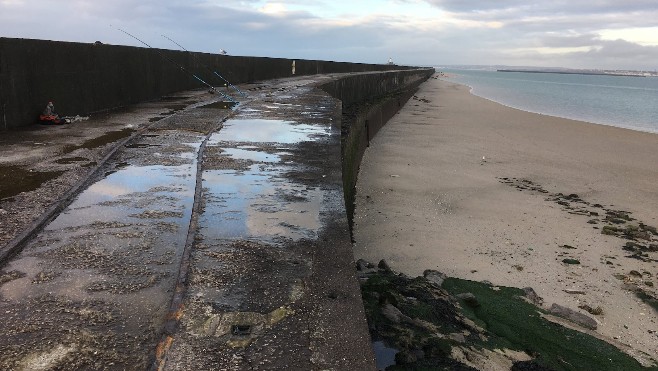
top-left (161, 34), bottom-right (248, 98)
top-left (111, 25), bottom-right (237, 103)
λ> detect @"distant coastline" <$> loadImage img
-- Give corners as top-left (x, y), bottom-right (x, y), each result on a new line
top-left (497, 69), bottom-right (657, 78)
top-left (442, 68), bottom-right (658, 134)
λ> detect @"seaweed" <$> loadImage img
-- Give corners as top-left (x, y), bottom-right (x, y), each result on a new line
top-left (442, 277), bottom-right (651, 371)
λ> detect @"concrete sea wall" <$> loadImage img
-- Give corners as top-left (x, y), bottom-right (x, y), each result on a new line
top-left (319, 69), bottom-right (434, 227)
top-left (0, 38), bottom-right (434, 224)
top-left (0, 37), bottom-right (412, 130)
top-left (0, 37), bottom-right (435, 367)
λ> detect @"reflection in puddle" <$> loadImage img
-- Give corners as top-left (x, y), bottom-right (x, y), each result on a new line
top-left (201, 165), bottom-right (321, 241)
top-left (373, 341), bottom-right (399, 370)
top-left (217, 119), bottom-right (329, 143)
top-left (201, 118), bottom-right (326, 242)
top-left (1, 142), bottom-right (200, 306)
top-left (0, 256), bottom-right (107, 302)
top-left (222, 148), bottom-right (282, 163)
top-left (49, 164), bottom-right (195, 230)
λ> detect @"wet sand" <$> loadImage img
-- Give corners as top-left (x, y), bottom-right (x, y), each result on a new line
top-left (353, 77), bottom-right (658, 363)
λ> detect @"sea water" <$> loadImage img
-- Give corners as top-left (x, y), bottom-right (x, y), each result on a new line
top-left (441, 68), bottom-right (658, 134)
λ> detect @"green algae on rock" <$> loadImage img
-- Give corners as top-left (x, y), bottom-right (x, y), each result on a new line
top-left (358, 260), bottom-right (652, 371)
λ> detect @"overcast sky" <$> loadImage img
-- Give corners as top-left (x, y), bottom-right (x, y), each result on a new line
top-left (1, 0), bottom-right (657, 70)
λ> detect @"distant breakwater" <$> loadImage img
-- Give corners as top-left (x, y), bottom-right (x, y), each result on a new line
top-left (497, 69), bottom-right (650, 78)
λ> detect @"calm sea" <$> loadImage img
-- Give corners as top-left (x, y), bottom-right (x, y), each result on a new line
top-left (441, 68), bottom-right (658, 134)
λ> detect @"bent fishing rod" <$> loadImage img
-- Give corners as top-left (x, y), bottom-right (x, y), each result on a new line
top-left (111, 26), bottom-right (237, 103)
top-left (161, 34), bottom-right (247, 98)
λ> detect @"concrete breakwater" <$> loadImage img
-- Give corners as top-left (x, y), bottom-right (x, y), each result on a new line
top-left (319, 70), bottom-right (434, 226)
top-left (0, 37), bottom-right (416, 130)
top-left (0, 45), bottom-right (434, 367)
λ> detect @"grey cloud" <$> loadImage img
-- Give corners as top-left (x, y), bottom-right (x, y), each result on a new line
top-left (426, 0), bottom-right (658, 14)
top-left (509, 39), bottom-right (658, 70)
top-left (540, 34), bottom-right (602, 48)
top-left (0, 0), bottom-right (655, 70)
top-left (424, 0), bottom-right (527, 13)
top-left (507, 10), bottom-right (658, 31)
top-left (424, 0), bottom-right (658, 31)
top-left (423, 0), bottom-right (658, 61)
top-left (151, 3), bottom-right (391, 61)
top-left (585, 39), bottom-right (658, 60)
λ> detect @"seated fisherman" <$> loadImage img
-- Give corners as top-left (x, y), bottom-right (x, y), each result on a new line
top-left (39, 101), bottom-right (68, 124)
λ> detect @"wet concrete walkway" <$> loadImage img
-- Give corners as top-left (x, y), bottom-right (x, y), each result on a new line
top-left (0, 75), bottom-right (375, 370)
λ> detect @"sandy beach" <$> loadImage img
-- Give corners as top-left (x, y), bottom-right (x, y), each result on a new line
top-left (353, 77), bottom-right (658, 363)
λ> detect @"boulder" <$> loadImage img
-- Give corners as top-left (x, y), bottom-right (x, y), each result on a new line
top-left (378, 259), bottom-right (392, 271)
top-left (522, 287), bottom-right (544, 306)
top-left (423, 269), bottom-right (447, 286)
top-left (355, 259), bottom-right (373, 271)
top-left (382, 304), bottom-right (411, 324)
top-left (549, 304), bottom-right (597, 330)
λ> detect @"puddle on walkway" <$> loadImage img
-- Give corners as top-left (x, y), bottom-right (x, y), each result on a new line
top-left (218, 119), bottom-right (330, 143)
top-left (49, 162), bottom-right (195, 230)
top-left (200, 101), bottom-right (238, 110)
top-left (125, 143), bottom-right (161, 149)
top-left (1, 256), bottom-right (110, 302)
top-left (62, 128), bottom-right (135, 154)
top-left (200, 118), bottom-right (329, 242)
top-left (0, 138), bottom-right (201, 368)
top-left (0, 166), bottom-right (64, 200)
top-left (147, 82), bottom-right (346, 369)
top-left (164, 104), bottom-right (186, 111)
top-left (222, 147), bottom-right (285, 163)
top-left (1, 158), bottom-right (197, 302)
top-left (201, 165), bottom-right (321, 241)
top-left (55, 156), bottom-right (91, 164)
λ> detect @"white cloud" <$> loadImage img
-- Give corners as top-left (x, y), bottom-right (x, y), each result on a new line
top-left (258, 2), bottom-right (288, 15)
top-left (599, 27), bottom-right (658, 46)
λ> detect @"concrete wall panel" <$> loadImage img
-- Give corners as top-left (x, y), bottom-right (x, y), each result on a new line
top-left (0, 37), bottom-right (416, 130)
top-left (317, 68), bottom-right (435, 227)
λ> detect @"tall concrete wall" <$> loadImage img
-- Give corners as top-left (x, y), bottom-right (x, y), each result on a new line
top-left (318, 68), bottom-right (435, 228)
top-left (319, 69), bottom-right (430, 106)
top-left (0, 37), bottom-right (412, 130)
